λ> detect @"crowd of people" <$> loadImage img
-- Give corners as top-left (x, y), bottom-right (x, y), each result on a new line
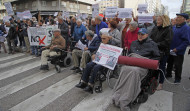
top-left (0, 11), bottom-right (190, 111)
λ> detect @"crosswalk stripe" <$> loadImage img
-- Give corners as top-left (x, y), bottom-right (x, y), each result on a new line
top-left (71, 83), bottom-right (112, 111)
top-left (0, 67), bottom-right (63, 99)
top-left (138, 90), bottom-right (173, 111)
top-left (10, 74), bottom-right (81, 111)
top-left (0, 60), bottom-right (41, 81)
top-left (0, 56), bottom-right (37, 69)
top-left (0, 53), bottom-right (25, 62)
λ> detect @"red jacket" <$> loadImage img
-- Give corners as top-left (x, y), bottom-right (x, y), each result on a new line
top-left (124, 27), bottom-right (139, 50)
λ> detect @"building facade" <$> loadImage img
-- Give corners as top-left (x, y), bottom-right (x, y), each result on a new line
top-left (99, 0), bottom-right (120, 13)
top-left (181, 0), bottom-right (190, 12)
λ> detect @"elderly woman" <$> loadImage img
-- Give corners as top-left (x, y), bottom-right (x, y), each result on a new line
top-left (40, 29), bottom-right (66, 70)
top-left (112, 28), bottom-right (160, 111)
top-left (71, 30), bottom-right (100, 73)
top-left (107, 20), bottom-right (121, 47)
top-left (149, 15), bottom-right (173, 90)
top-left (124, 21), bottom-right (139, 50)
top-left (72, 19), bottom-right (87, 42)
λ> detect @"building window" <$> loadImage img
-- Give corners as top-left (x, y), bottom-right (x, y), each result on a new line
top-left (52, 1), bottom-right (57, 6)
top-left (70, 3), bottom-right (73, 8)
top-left (32, 1), bottom-right (36, 7)
top-left (42, 1), bottom-right (46, 6)
top-left (61, 1), bottom-right (66, 7)
top-left (87, 6), bottom-right (90, 10)
top-left (25, 3), bottom-right (28, 8)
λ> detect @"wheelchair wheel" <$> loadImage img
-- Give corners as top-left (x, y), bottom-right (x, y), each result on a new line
top-left (64, 55), bottom-right (72, 67)
top-left (55, 65), bottom-right (61, 73)
top-left (148, 77), bottom-right (158, 94)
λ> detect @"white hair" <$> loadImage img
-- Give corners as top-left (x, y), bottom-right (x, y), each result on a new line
top-left (76, 19), bottom-right (82, 23)
top-left (129, 21), bottom-right (138, 28)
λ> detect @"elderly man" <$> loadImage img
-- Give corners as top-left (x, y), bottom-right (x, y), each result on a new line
top-left (71, 17), bottom-right (77, 36)
top-left (124, 21), bottom-right (139, 50)
top-left (71, 30), bottom-right (100, 73)
top-left (95, 16), bottom-right (108, 41)
top-left (58, 17), bottom-right (69, 45)
top-left (112, 28), bottom-right (160, 111)
top-left (88, 18), bottom-right (96, 33)
top-left (40, 29), bottom-right (66, 70)
top-left (72, 19), bottom-right (87, 42)
top-left (166, 13), bottom-right (190, 83)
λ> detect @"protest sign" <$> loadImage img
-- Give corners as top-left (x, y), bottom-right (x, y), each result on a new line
top-left (118, 8), bottom-right (132, 18)
top-left (27, 25), bottom-right (58, 46)
top-left (4, 2), bottom-right (14, 16)
top-left (75, 40), bottom-right (86, 50)
top-left (105, 7), bottom-right (118, 18)
top-left (82, 13), bottom-right (88, 19)
top-left (138, 4), bottom-right (148, 13)
top-left (138, 13), bottom-right (154, 24)
top-left (54, 12), bottom-right (58, 16)
top-left (17, 10), bottom-right (32, 19)
top-left (93, 43), bottom-right (123, 70)
top-left (92, 4), bottom-right (99, 18)
top-left (62, 10), bottom-right (70, 19)
top-left (3, 16), bottom-right (11, 22)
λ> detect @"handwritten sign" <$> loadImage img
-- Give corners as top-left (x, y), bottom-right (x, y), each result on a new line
top-left (105, 7), bottom-right (118, 18)
top-left (138, 13), bottom-right (154, 24)
top-left (17, 10), bottom-right (32, 19)
top-left (92, 4), bottom-right (99, 18)
top-left (138, 4), bottom-right (148, 13)
top-left (118, 8), bottom-right (132, 18)
top-left (4, 2), bottom-right (14, 15)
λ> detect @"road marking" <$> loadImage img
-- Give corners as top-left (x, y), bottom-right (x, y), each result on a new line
top-left (0, 67), bottom-right (62, 99)
top-left (10, 74), bottom-right (81, 111)
top-left (72, 83), bottom-right (112, 111)
top-left (0, 56), bottom-right (36, 69)
top-left (0, 53), bottom-right (25, 62)
top-left (0, 61), bottom-right (41, 81)
top-left (138, 90), bottom-right (173, 111)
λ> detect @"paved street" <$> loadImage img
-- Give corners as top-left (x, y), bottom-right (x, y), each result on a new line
top-left (0, 48), bottom-right (189, 111)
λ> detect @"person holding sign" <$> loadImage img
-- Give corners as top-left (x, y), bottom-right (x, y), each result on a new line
top-left (71, 30), bottom-right (100, 73)
top-left (112, 28), bottom-right (160, 111)
top-left (40, 29), bottom-right (66, 70)
top-left (75, 28), bottom-right (118, 94)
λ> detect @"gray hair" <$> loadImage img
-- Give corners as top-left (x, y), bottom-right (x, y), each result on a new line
top-left (95, 16), bottom-right (103, 21)
top-left (129, 21), bottom-right (138, 28)
top-left (85, 30), bottom-right (94, 38)
top-left (99, 28), bottom-right (109, 37)
top-left (53, 28), bottom-right (61, 32)
top-left (76, 19), bottom-right (82, 23)
top-left (58, 17), bottom-right (63, 21)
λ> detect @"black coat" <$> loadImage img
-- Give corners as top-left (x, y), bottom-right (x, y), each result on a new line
top-left (149, 26), bottom-right (173, 55)
top-left (130, 38), bottom-right (160, 60)
top-left (7, 23), bottom-right (18, 40)
top-left (58, 21), bottom-right (69, 40)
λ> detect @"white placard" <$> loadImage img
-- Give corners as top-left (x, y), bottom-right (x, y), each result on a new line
top-left (4, 2), bottom-right (14, 16)
top-left (62, 11), bottom-right (70, 19)
top-left (105, 7), bottom-right (118, 18)
top-left (138, 4), bottom-right (148, 13)
top-left (138, 13), bottom-right (154, 24)
top-left (3, 16), bottom-right (11, 22)
top-left (27, 25), bottom-right (58, 46)
top-left (118, 8), bottom-right (132, 18)
top-left (93, 43), bottom-right (123, 70)
top-left (17, 10), bottom-right (32, 19)
top-left (54, 12), bottom-right (58, 16)
top-left (92, 4), bottom-right (99, 18)
top-left (82, 13), bottom-right (88, 19)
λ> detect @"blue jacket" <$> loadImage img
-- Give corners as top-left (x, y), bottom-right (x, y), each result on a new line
top-left (96, 21), bottom-right (108, 40)
top-left (73, 24), bottom-right (87, 42)
top-left (170, 23), bottom-right (190, 55)
top-left (86, 35), bottom-right (100, 53)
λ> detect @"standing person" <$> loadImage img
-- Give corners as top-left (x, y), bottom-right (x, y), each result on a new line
top-left (166, 13), bottom-right (190, 83)
top-left (0, 21), bottom-right (7, 53)
top-left (58, 17), bottom-right (69, 48)
top-left (17, 18), bottom-right (24, 49)
top-left (95, 16), bottom-right (108, 41)
top-left (6, 18), bottom-right (18, 54)
top-left (22, 19), bottom-right (30, 53)
top-left (124, 21), bottom-right (139, 51)
top-left (88, 18), bottom-right (96, 33)
top-left (150, 15), bottom-right (173, 90)
top-left (71, 17), bottom-right (77, 37)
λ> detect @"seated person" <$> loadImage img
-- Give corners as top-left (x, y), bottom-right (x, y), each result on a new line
top-left (112, 28), bottom-right (160, 111)
top-left (40, 29), bottom-right (66, 70)
top-left (75, 29), bottom-right (119, 94)
top-left (71, 30), bottom-right (100, 73)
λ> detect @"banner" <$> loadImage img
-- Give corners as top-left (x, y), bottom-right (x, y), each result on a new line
top-left (138, 4), bottom-right (148, 13)
top-left (118, 8), bottom-right (132, 18)
top-left (27, 25), bottom-right (58, 46)
top-left (105, 7), bottom-right (118, 18)
top-left (62, 10), bottom-right (70, 19)
top-left (4, 2), bottom-right (14, 16)
top-left (3, 16), bottom-right (11, 22)
top-left (93, 43), bottom-right (123, 70)
top-left (82, 13), bottom-right (88, 19)
top-left (138, 13), bottom-right (154, 24)
top-left (92, 4), bottom-right (99, 18)
top-left (17, 10), bottom-right (32, 19)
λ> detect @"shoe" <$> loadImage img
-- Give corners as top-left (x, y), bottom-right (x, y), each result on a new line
top-left (40, 65), bottom-right (49, 70)
top-left (75, 82), bottom-right (87, 89)
top-left (70, 67), bottom-right (78, 70)
top-left (75, 68), bottom-right (82, 73)
top-left (174, 79), bottom-right (181, 84)
top-left (83, 85), bottom-right (93, 94)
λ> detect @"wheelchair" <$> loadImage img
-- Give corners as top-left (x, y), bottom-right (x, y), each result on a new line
top-left (47, 48), bottom-right (72, 73)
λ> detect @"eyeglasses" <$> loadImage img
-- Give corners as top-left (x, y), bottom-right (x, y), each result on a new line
top-left (138, 33), bottom-right (145, 36)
